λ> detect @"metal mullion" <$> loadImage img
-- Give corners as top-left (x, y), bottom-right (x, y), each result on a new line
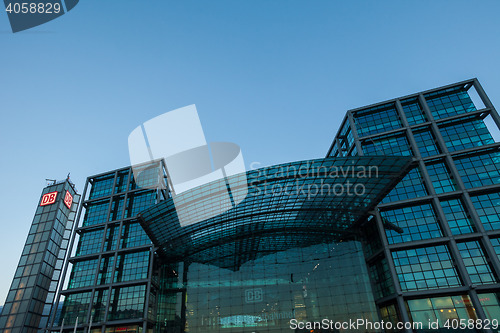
top-left (347, 111), bottom-right (364, 156)
top-left (142, 247), bottom-right (155, 333)
top-left (81, 171), bottom-right (117, 333)
top-left (326, 116), bottom-right (349, 157)
top-left (102, 170), bottom-right (122, 327)
top-left (474, 79), bottom-right (500, 129)
top-left (372, 210), bottom-right (412, 332)
top-left (433, 108), bottom-right (490, 126)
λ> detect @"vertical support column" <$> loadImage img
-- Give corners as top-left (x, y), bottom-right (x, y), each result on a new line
top-left (348, 111), bottom-right (364, 156)
top-left (143, 248), bottom-right (155, 333)
top-left (419, 93), bottom-right (491, 331)
top-left (86, 172), bottom-right (118, 333)
top-left (468, 79), bottom-right (500, 284)
top-left (473, 79), bottom-right (500, 128)
top-left (180, 262), bottom-right (189, 333)
top-left (103, 171), bottom-right (121, 328)
top-left (373, 210), bottom-right (412, 332)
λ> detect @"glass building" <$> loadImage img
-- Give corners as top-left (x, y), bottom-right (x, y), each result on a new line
top-left (49, 161), bottom-right (169, 333)
top-left (327, 78), bottom-right (500, 331)
top-left (37, 78), bottom-right (500, 333)
top-left (51, 157), bottom-right (414, 333)
top-left (0, 179), bottom-right (80, 333)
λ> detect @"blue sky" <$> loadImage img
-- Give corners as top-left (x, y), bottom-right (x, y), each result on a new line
top-left (1, 0), bottom-right (500, 303)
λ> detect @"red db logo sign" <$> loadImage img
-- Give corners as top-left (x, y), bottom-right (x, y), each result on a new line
top-left (64, 191), bottom-right (73, 209)
top-left (40, 191), bottom-right (58, 206)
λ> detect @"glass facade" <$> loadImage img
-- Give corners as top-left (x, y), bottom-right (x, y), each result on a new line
top-left (0, 180), bottom-right (80, 333)
top-left (51, 161), bottom-right (168, 333)
top-left (329, 78), bottom-right (500, 332)
top-left (157, 241), bottom-right (379, 333)
top-left (17, 78), bottom-right (497, 333)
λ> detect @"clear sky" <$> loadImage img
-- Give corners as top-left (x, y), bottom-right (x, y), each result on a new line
top-left (1, 0), bottom-right (500, 304)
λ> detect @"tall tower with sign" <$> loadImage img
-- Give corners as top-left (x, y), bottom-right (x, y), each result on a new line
top-left (0, 179), bottom-right (80, 333)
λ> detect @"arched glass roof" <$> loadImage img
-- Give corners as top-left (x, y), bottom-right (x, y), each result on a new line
top-left (138, 156), bottom-right (413, 270)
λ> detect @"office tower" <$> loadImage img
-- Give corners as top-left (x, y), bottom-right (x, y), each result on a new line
top-left (51, 161), bottom-right (168, 333)
top-left (0, 179), bottom-right (80, 333)
top-left (327, 78), bottom-right (500, 330)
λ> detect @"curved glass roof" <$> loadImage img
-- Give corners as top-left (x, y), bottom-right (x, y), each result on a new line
top-left (138, 156), bottom-right (413, 270)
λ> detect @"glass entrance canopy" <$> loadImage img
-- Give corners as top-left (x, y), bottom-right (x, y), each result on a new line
top-left (139, 156), bottom-right (413, 270)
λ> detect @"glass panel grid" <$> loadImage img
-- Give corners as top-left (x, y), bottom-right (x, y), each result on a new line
top-left (140, 157), bottom-right (413, 269)
top-left (401, 98), bottom-right (426, 125)
top-left (75, 229), bottom-right (104, 256)
top-left (413, 128), bottom-right (440, 157)
top-left (381, 167), bottom-right (427, 203)
top-left (354, 103), bottom-right (402, 137)
top-left (426, 162), bottom-right (458, 194)
top-left (362, 134), bottom-right (412, 156)
top-left (491, 238), bottom-right (500, 260)
top-left (457, 241), bottom-right (497, 285)
top-left (114, 251), bottom-right (150, 283)
top-left (471, 192), bottom-right (500, 231)
top-left (115, 170), bottom-right (129, 194)
top-left (455, 151), bottom-right (500, 189)
top-left (59, 292), bottom-right (92, 325)
top-left (407, 295), bottom-right (477, 328)
top-left (381, 203), bottom-right (442, 244)
top-left (89, 175), bottom-right (114, 200)
top-left (477, 292), bottom-right (500, 322)
top-left (369, 258), bottom-right (395, 299)
top-left (121, 223), bottom-right (151, 248)
top-left (440, 199), bottom-right (475, 235)
top-left (125, 190), bottom-right (156, 218)
top-left (97, 256), bottom-right (114, 285)
top-left (68, 259), bottom-right (98, 289)
top-left (424, 87), bottom-right (476, 120)
top-left (108, 285), bottom-right (146, 321)
top-left (392, 245), bottom-right (461, 292)
top-left (82, 200), bottom-right (109, 227)
top-left (439, 118), bottom-right (494, 152)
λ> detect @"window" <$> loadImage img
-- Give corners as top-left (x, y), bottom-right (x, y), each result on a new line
top-left (470, 192), bottom-right (500, 231)
top-left (362, 134), bottom-right (412, 156)
top-left (455, 151), bottom-right (500, 188)
top-left (439, 118), bottom-right (493, 152)
top-left (381, 203), bottom-right (442, 244)
top-left (82, 200), bottom-right (109, 227)
top-left (354, 103), bottom-right (402, 137)
top-left (108, 285), bottom-right (146, 321)
top-left (426, 162), bottom-right (458, 193)
top-left (424, 87), bottom-right (476, 120)
top-left (413, 128), bottom-right (440, 157)
top-left (440, 199), bottom-right (475, 235)
top-left (392, 245), bottom-right (461, 291)
top-left (457, 241), bottom-right (497, 284)
top-left (89, 174), bottom-right (114, 199)
top-left (114, 251), bottom-right (149, 283)
top-left (75, 229), bottom-right (104, 256)
top-left (407, 295), bottom-right (477, 328)
top-left (381, 167), bottom-right (427, 203)
top-left (402, 98), bottom-right (427, 125)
